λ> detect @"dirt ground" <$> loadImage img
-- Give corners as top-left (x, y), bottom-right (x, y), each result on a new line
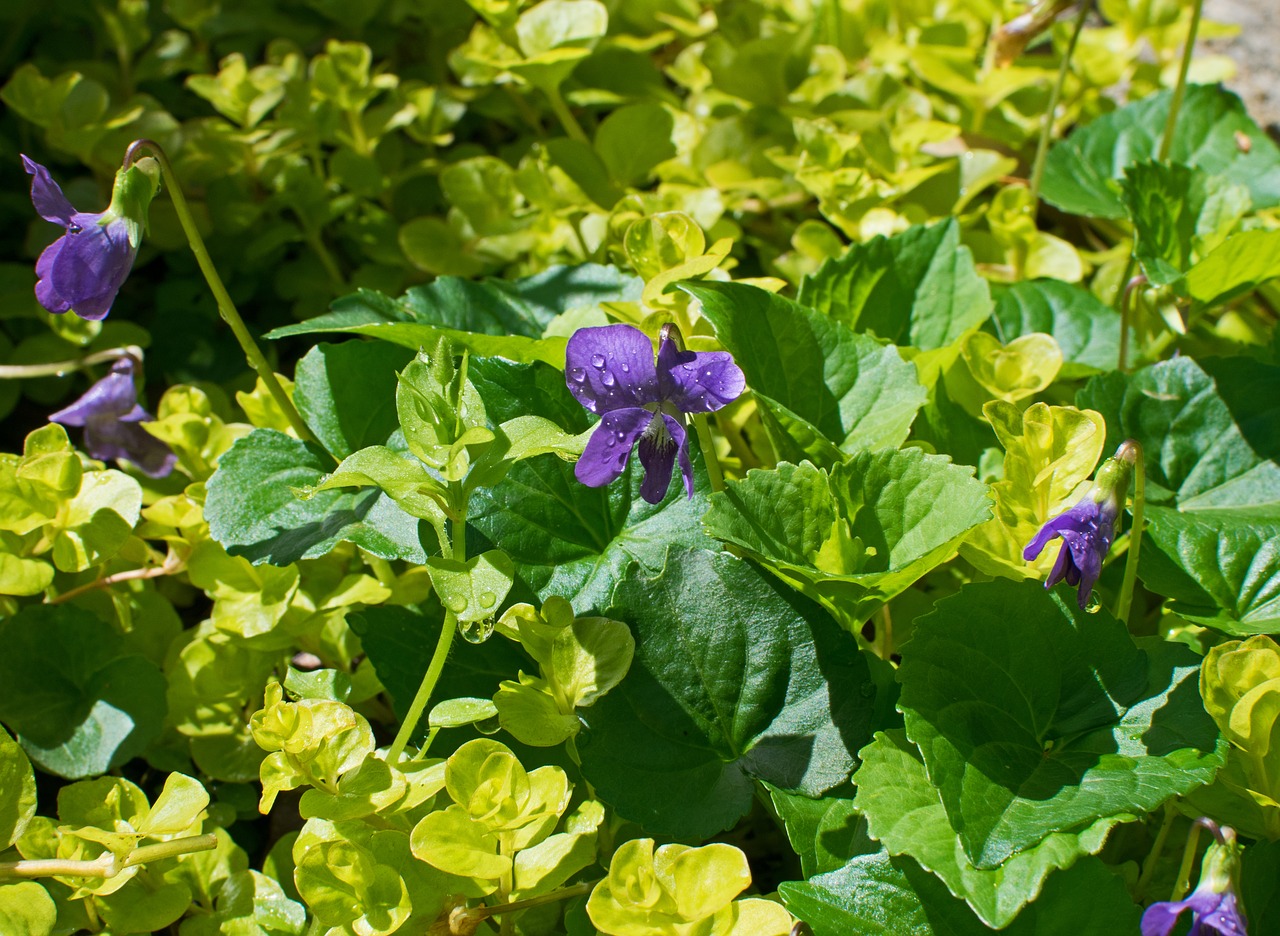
top-left (1203, 0), bottom-right (1279, 132)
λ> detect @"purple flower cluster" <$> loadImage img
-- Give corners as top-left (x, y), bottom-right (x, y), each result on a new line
top-left (1024, 442), bottom-right (1136, 609)
top-left (50, 356), bottom-right (176, 478)
top-left (565, 324), bottom-right (744, 504)
top-left (22, 155), bottom-right (156, 321)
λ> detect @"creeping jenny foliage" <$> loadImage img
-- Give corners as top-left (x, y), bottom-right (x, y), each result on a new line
top-left (2, 0), bottom-right (1280, 934)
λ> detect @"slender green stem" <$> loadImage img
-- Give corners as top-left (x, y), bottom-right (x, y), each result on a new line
top-left (446, 881), bottom-right (597, 933)
top-left (1028, 1), bottom-right (1091, 208)
top-left (1171, 818), bottom-right (1202, 901)
top-left (1114, 442), bottom-right (1146, 623)
top-left (0, 345), bottom-right (142, 380)
top-left (1136, 803), bottom-right (1177, 897)
top-left (123, 140), bottom-right (320, 449)
top-left (1119, 274), bottom-right (1147, 372)
top-left (0, 833), bottom-right (217, 880)
top-left (386, 512), bottom-right (466, 764)
top-left (1158, 0), bottom-right (1204, 162)
top-left (544, 85), bottom-right (588, 144)
top-left (692, 414), bottom-right (726, 493)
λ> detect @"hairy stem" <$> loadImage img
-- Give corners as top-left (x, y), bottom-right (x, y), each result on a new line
top-left (1118, 274), bottom-right (1147, 372)
top-left (0, 346), bottom-right (143, 380)
top-left (692, 414), bottom-right (726, 493)
top-left (1114, 442), bottom-right (1146, 623)
top-left (123, 139), bottom-right (320, 450)
top-left (386, 512), bottom-right (466, 764)
top-left (1136, 803), bottom-right (1177, 897)
top-left (1028, 1), bottom-right (1091, 207)
top-left (1158, 0), bottom-right (1204, 162)
top-left (0, 833), bottom-right (217, 880)
top-left (1171, 818), bottom-right (1202, 901)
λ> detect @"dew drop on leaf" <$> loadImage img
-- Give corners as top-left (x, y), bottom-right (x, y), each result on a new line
top-left (478, 591), bottom-right (497, 609)
top-left (446, 595), bottom-right (468, 614)
top-left (459, 619), bottom-right (495, 644)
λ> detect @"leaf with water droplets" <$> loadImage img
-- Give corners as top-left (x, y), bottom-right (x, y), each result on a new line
top-left (426, 550), bottom-right (516, 623)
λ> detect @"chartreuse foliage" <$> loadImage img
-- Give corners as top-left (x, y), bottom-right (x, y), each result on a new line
top-left (8, 1), bottom-right (1280, 935)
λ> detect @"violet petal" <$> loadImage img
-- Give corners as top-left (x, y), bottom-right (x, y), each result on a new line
top-left (21, 155), bottom-right (76, 226)
top-left (637, 413), bottom-right (686, 504)
top-left (565, 324), bottom-right (660, 414)
top-left (574, 407), bottom-right (652, 489)
top-left (659, 348), bottom-right (746, 414)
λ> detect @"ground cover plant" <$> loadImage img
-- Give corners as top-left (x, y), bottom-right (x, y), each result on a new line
top-left (1, 0), bottom-right (1279, 933)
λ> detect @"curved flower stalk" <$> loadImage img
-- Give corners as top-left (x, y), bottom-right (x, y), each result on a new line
top-left (50, 355), bottom-right (176, 478)
top-left (22, 154), bottom-right (159, 320)
top-left (1024, 439), bottom-right (1138, 609)
top-left (565, 323), bottom-right (745, 504)
top-left (1142, 820), bottom-right (1247, 936)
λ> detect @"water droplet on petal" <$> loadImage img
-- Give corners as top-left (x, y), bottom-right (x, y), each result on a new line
top-left (569, 367), bottom-right (586, 383)
top-left (704, 369), bottom-right (713, 377)
top-left (683, 363), bottom-right (696, 371)
top-left (620, 362), bottom-right (630, 373)
top-left (606, 435), bottom-right (617, 447)
top-left (591, 353), bottom-right (606, 368)
top-left (602, 371), bottom-right (616, 387)
top-left (479, 591), bottom-right (497, 609)
top-left (1084, 593), bottom-right (1101, 614)
top-left (615, 430), bottom-right (625, 440)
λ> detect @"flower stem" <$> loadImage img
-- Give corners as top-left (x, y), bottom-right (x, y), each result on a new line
top-left (0, 346), bottom-right (143, 380)
top-left (1028, 0), bottom-right (1091, 208)
top-left (1158, 0), bottom-right (1204, 162)
top-left (1171, 817), bottom-right (1203, 901)
top-left (544, 85), bottom-right (588, 144)
top-left (386, 512), bottom-right (466, 764)
top-left (1114, 441), bottom-right (1146, 623)
top-left (1118, 274), bottom-right (1147, 372)
top-left (48, 549), bottom-right (182, 605)
top-left (123, 139), bottom-right (320, 450)
top-left (1137, 802), bottom-right (1177, 897)
top-left (692, 414), bottom-right (726, 493)
top-left (0, 833), bottom-right (217, 880)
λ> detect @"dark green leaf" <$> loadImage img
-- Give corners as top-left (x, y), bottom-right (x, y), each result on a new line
top-left (853, 730), bottom-right (1119, 928)
top-left (780, 850), bottom-right (1142, 936)
top-left (293, 341), bottom-right (413, 459)
top-left (990, 280), bottom-right (1128, 377)
top-left (1122, 161), bottom-right (1249, 287)
top-left (0, 606), bottom-right (165, 778)
top-left (206, 429), bottom-right (429, 565)
top-left (685, 281), bottom-right (927, 459)
top-left (767, 784), bottom-right (876, 879)
top-left (1041, 84), bottom-right (1280, 219)
top-left (898, 580), bottom-right (1224, 868)
top-left (1138, 506), bottom-right (1280, 635)
top-left (576, 548), bottom-right (874, 839)
top-left (704, 454), bottom-right (990, 628)
top-left (1242, 839), bottom-right (1280, 935)
top-left (794, 219), bottom-right (992, 350)
top-left (266, 266), bottom-right (641, 368)
top-left (1078, 356), bottom-right (1280, 510)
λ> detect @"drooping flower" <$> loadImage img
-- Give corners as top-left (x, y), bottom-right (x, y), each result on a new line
top-left (22, 154), bottom-right (159, 321)
top-left (1142, 820), bottom-right (1247, 936)
top-left (566, 323), bottom-right (745, 504)
top-left (50, 355), bottom-right (176, 478)
top-left (1023, 439), bottom-right (1137, 609)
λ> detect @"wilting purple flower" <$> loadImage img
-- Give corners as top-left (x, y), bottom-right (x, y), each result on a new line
top-left (22, 155), bottom-right (158, 321)
top-left (1024, 440), bottom-right (1137, 609)
top-left (566, 323), bottom-right (745, 504)
top-left (1142, 821), bottom-right (1247, 936)
top-left (50, 356), bottom-right (176, 478)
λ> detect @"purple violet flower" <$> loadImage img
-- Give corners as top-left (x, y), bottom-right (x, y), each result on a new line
top-left (1024, 440), bottom-right (1137, 609)
top-left (1142, 821), bottom-right (1247, 936)
top-left (566, 323), bottom-right (745, 504)
top-left (22, 154), bottom-right (159, 321)
top-left (50, 356), bottom-right (176, 478)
